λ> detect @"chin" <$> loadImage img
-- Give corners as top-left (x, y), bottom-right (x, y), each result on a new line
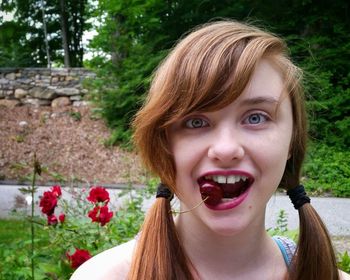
top-left (201, 214), bottom-right (252, 237)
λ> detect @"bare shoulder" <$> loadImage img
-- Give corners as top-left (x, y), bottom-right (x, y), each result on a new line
top-left (340, 270), bottom-right (350, 280)
top-left (70, 239), bottom-right (136, 280)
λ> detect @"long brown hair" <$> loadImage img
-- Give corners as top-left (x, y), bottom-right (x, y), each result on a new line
top-left (130, 20), bottom-right (339, 280)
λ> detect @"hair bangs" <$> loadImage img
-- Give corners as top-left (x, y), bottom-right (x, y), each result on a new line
top-left (161, 39), bottom-right (263, 129)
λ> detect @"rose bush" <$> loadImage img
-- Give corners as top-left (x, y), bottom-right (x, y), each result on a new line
top-left (0, 176), bottom-right (158, 280)
top-left (0, 154), bottom-right (159, 280)
top-left (38, 185), bottom-right (117, 270)
top-left (14, 183), bottom-right (152, 279)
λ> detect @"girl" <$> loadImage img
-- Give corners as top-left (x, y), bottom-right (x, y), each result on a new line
top-left (71, 20), bottom-right (350, 280)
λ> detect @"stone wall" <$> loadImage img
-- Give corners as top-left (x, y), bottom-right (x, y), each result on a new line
top-left (0, 68), bottom-right (96, 108)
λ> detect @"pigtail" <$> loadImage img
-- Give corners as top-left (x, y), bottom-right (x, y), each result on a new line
top-left (127, 198), bottom-right (194, 280)
top-left (289, 203), bottom-right (339, 280)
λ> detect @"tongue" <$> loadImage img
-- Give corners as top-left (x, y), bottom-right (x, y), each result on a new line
top-left (221, 181), bottom-right (246, 197)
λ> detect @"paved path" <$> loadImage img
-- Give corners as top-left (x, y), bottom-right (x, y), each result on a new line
top-left (1, 185), bottom-right (349, 236)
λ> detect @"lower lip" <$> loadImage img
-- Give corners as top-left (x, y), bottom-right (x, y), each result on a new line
top-left (204, 187), bottom-right (251, 211)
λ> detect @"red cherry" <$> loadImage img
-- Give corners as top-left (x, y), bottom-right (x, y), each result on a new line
top-left (200, 184), bottom-right (223, 205)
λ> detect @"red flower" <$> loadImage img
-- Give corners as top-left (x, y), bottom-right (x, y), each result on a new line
top-left (59, 213), bottom-right (65, 223)
top-left (51, 185), bottom-right (62, 197)
top-left (88, 205), bottom-right (113, 226)
top-left (47, 214), bottom-right (58, 225)
top-left (39, 191), bottom-right (58, 215)
top-left (87, 186), bottom-right (110, 204)
top-left (66, 248), bottom-right (92, 269)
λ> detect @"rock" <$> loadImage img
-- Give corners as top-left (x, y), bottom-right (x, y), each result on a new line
top-left (16, 78), bottom-right (33, 84)
top-left (70, 95), bottom-right (82, 101)
top-left (5, 90), bottom-right (14, 97)
top-left (14, 88), bottom-right (28, 99)
top-left (29, 86), bottom-right (56, 99)
top-left (73, 100), bottom-right (89, 107)
top-left (52, 68), bottom-right (68, 76)
top-left (5, 73), bottom-right (16, 80)
top-left (0, 99), bottom-right (20, 108)
top-left (23, 98), bottom-right (51, 107)
top-left (19, 121), bottom-right (28, 127)
top-left (51, 77), bottom-right (59, 84)
top-left (51, 97), bottom-right (71, 108)
top-left (55, 87), bottom-right (80, 96)
top-left (66, 76), bottom-right (78, 81)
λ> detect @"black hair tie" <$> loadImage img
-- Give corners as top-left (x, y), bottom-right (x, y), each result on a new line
top-left (156, 183), bottom-right (174, 200)
top-left (287, 184), bottom-right (311, 210)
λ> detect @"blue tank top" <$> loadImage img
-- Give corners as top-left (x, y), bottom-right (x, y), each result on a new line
top-left (272, 236), bottom-right (296, 267)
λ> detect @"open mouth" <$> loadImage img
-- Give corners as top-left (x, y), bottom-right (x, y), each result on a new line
top-left (197, 173), bottom-right (254, 207)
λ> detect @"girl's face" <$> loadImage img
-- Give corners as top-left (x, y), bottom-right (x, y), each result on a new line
top-left (169, 59), bottom-right (293, 235)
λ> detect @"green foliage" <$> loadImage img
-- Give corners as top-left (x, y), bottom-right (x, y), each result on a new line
top-left (267, 210), bottom-right (298, 241)
top-left (0, 0), bottom-right (92, 67)
top-left (338, 251), bottom-right (350, 273)
top-left (0, 219), bottom-right (49, 279)
top-left (303, 143), bottom-right (350, 197)
top-left (69, 111), bottom-right (82, 122)
top-left (0, 21), bottom-right (36, 67)
top-left (86, 0), bottom-right (349, 154)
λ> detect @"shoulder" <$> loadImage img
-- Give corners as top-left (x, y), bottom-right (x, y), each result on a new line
top-left (70, 239), bottom-right (136, 280)
top-left (340, 270), bottom-right (350, 280)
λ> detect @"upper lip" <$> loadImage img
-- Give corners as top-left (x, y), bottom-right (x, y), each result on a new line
top-left (197, 170), bottom-right (255, 184)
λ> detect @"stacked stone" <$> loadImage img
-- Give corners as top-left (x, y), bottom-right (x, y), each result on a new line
top-left (0, 68), bottom-right (95, 108)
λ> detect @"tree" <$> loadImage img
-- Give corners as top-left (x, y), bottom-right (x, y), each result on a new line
top-left (59, 0), bottom-right (70, 67)
top-left (87, 0), bottom-right (349, 149)
top-left (0, 0), bottom-right (91, 67)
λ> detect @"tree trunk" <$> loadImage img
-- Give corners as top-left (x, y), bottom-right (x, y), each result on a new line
top-left (59, 0), bottom-right (70, 67)
top-left (41, 0), bottom-right (51, 68)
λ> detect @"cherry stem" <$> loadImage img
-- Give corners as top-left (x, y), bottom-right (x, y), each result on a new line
top-left (170, 196), bottom-right (209, 215)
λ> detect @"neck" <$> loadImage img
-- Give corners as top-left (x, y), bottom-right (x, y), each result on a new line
top-left (175, 209), bottom-right (285, 280)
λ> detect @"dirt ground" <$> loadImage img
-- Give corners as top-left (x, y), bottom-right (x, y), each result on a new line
top-left (0, 104), bottom-right (147, 185)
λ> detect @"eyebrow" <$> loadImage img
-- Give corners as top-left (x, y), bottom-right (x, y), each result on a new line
top-left (239, 96), bottom-right (280, 106)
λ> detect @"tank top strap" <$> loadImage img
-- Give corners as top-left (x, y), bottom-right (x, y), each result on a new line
top-left (272, 236), bottom-right (296, 267)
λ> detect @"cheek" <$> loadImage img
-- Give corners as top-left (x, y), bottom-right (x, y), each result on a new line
top-left (171, 136), bottom-right (208, 197)
top-left (251, 129), bottom-right (292, 175)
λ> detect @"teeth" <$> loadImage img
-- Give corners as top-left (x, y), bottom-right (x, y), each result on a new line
top-left (222, 197), bottom-right (238, 202)
top-left (227, 176), bottom-right (236, 184)
top-left (217, 176), bottom-right (226, 184)
top-left (208, 175), bottom-right (248, 184)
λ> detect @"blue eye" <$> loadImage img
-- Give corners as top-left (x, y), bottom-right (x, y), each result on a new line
top-left (245, 113), bottom-right (268, 125)
top-left (185, 118), bottom-right (209, 128)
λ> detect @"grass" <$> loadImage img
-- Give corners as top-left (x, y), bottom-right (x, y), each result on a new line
top-left (0, 219), bottom-right (31, 243)
top-left (0, 218), bottom-right (48, 245)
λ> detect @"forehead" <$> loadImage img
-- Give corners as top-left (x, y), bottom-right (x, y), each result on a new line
top-left (239, 59), bottom-right (285, 102)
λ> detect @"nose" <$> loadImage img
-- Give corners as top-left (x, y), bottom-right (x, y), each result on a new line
top-left (207, 128), bottom-right (245, 164)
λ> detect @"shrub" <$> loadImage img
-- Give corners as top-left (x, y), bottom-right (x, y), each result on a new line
top-left (303, 142), bottom-right (350, 197)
